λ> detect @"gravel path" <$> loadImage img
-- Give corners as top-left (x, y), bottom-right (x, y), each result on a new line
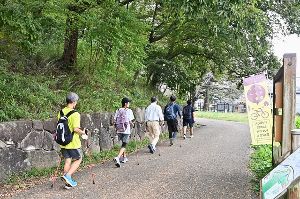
top-left (11, 118), bottom-right (257, 199)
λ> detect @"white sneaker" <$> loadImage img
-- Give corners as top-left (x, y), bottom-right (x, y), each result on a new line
top-left (114, 157), bottom-right (121, 167)
top-left (183, 134), bottom-right (186, 139)
top-left (120, 157), bottom-right (128, 163)
top-left (153, 146), bottom-right (156, 151)
top-left (64, 184), bottom-right (72, 190)
top-left (190, 135), bottom-right (194, 138)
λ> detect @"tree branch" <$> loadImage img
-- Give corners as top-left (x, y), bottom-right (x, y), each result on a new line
top-left (149, 20), bottom-right (177, 43)
top-left (118, 0), bottom-right (135, 6)
top-left (149, 2), bottom-right (159, 43)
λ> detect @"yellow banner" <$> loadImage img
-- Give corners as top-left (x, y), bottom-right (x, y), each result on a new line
top-left (243, 74), bottom-right (272, 145)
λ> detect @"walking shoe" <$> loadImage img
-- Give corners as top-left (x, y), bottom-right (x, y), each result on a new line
top-left (148, 144), bottom-right (154, 154)
top-left (61, 174), bottom-right (77, 187)
top-left (169, 139), bottom-right (173, 146)
top-left (64, 184), bottom-right (72, 190)
top-left (151, 145), bottom-right (156, 152)
top-left (114, 157), bottom-right (121, 167)
top-left (120, 157), bottom-right (128, 163)
top-left (183, 134), bottom-right (186, 139)
top-left (153, 145), bottom-right (156, 151)
top-left (190, 135), bottom-right (194, 138)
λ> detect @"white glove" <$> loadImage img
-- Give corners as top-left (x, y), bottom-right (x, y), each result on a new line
top-left (81, 134), bottom-right (88, 140)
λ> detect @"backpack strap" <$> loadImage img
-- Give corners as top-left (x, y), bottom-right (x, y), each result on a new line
top-left (60, 110), bottom-right (64, 117)
top-left (65, 110), bottom-right (77, 118)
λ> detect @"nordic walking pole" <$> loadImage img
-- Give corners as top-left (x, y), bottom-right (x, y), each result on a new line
top-left (132, 121), bottom-right (140, 165)
top-left (157, 123), bottom-right (164, 157)
top-left (179, 120), bottom-right (183, 148)
top-left (157, 141), bottom-right (161, 156)
top-left (50, 155), bottom-right (61, 188)
top-left (92, 173), bottom-right (96, 184)
top-left (135, 133), bottom-right (140, 165)
top-left (178, 119), bottom-right (183, 147)
top-left (87, 164), bottom-right (96, 184)
top-left (83, 128), bottom-right (96, 184)
top-left (87, 129), bottom-right (96, 184)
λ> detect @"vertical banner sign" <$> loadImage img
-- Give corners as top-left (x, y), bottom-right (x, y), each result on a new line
top-left (243, 74), bottom-right (272, 145)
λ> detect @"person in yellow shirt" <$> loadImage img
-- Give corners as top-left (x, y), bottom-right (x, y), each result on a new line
top-left (58, 92), bottom-right (87, 188)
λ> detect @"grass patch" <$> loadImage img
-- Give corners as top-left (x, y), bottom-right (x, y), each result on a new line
top-left (5, 167), bottom-right (56, 186)
top-left (195, 111), bottom-right (248, 123)
top-left (249, 145), bottom-right (273, 193)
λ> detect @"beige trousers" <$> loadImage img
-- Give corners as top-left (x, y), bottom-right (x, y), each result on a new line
top-left (147, 121), bottom-right (161, 147)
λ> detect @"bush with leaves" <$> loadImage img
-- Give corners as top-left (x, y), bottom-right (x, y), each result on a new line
top-left (250, 144), bottom-right (273, 193)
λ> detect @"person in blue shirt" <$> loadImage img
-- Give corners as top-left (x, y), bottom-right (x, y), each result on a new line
top-left (164, 95), bottom-right (181, 146)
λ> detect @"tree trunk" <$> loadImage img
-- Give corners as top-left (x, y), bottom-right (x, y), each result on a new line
top-left (203, 87), bottom-right (210, 111)
top-left (62, 16), bottom-right (79, 68)
top-left (132, 69), bottom-right (141, 86)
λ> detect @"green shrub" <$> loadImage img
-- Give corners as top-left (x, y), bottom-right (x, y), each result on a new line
top-left (296, 116), bottom-right (300, 128)
top-left (250, 144), bottom-right (273, 193)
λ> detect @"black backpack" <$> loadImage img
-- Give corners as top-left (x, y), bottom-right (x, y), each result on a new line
top-left (54, 110), bottom-right (77, 146)
top-left (183, 105), bottom-right (192, 119)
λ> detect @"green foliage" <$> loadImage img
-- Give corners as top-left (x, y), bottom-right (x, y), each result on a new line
top-left (77, 0), bottom-right (148, 78)
top-left (250, 145), bottom-right (273, 193)
top-left (296, 116), bottom-right (300, 128)
top-left (0, 66), bottom-right (66, 121)
top-left (0, 1), bottom-right (153, 122)
top-left (140, 0), bottom-right (285, 98)
top-left (1, 0), bottom-right (300, 120)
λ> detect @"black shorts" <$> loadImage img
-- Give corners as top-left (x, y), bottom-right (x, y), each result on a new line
top-left (183, 119), bottom-right (194, 127)
top-left (118, 133), bottom-right (130, 144)
top-left (61, 148), bottom-right (83, 160)
top-left (167, 119), bottom-right (178, 133)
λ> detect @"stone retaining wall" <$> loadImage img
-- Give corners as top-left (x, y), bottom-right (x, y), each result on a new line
top-left (0, 108), bottom-right (166, 182)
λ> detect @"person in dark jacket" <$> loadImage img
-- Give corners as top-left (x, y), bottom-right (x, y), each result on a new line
top-left (182, 99), bottom-right (195, 139)
top-left (164, 95), bottom-right (181, 146)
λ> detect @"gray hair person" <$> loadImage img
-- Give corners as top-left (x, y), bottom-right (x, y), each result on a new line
top-left (58, 92), bottom-right (87, 189)
top-left (66, 92), bottom-right (79, 104)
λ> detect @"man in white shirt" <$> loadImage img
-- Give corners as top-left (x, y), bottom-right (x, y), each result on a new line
top-left (113, 97), bottom-right (135, 167)
top-left (145, 96), bottom-right (164, 154)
